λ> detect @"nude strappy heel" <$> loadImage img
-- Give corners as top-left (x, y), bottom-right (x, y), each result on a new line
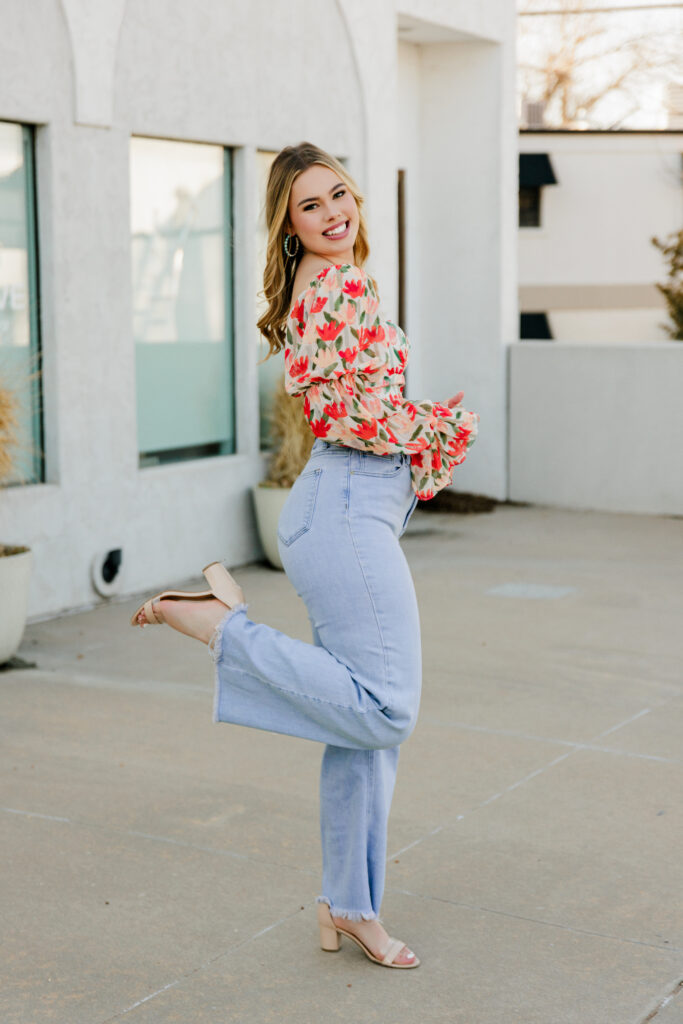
top-left (317, 902), bottom-right (420, 969)
top-left (130, 561), bottom-right (244, 627)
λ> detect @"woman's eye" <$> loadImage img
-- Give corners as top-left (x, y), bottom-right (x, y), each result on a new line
top-left (303, 190), bottom-right (344, 212)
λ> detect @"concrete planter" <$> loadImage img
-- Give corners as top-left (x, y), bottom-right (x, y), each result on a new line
top-left (252, 484), bottom-right (291, 571)
top-left (0, 547), bottom-right (33, 664)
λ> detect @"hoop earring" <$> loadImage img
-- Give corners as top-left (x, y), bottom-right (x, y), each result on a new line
top-left (284, 233), bottom-right (300, 258)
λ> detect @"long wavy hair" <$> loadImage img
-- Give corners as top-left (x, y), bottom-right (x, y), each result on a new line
top-left (256, 142), bottom-right (372, 361)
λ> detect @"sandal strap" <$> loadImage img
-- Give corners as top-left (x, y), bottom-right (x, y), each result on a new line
top-left (381, 937), bottom-right (407, 965)
top-left (144, 598), bottom-right (163, 624)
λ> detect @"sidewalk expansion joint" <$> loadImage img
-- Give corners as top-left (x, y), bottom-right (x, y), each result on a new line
top-left (99, 903), bottom-right (309, 1023)
top-left (421, 712), bottom-right (683, 766)
top-left (0, 805), bottom-right (317, 878)
top-left (386, 887), bottom-right (683, 956)
top-left (388, 707), bottom-right (654, 861)
top-left (641, 978), bottom-right (683, 1022)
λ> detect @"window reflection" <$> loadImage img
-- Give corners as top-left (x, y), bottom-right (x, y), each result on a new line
top-left (0, 122), bottom-right (42, 485)
top-left (130, 137), bottom-right (235, 465)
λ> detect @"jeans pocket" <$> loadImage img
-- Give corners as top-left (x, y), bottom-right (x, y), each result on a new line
top-left (355, 452), bottom-right (403, 477)
top-left (399, 492), bottom-right (419, 537)
top-left (277, 467), bottom-right (323, 547)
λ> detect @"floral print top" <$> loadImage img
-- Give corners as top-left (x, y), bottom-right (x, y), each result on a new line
top-left (284, 262), bottom-right (479, 500)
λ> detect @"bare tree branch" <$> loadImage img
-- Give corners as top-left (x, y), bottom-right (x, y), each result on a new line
top-left (518, 0), bottom-right (683, 127)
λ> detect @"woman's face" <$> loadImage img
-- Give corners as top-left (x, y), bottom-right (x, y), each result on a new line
top-left (287, 164), bottom-right (359, 264)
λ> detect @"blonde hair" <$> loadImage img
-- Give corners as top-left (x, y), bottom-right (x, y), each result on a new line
top-left (256, 142), bottom-right (372, 361)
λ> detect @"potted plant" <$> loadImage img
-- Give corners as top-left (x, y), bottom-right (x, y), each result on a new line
top-left (252, 375), bottom-right (314, 569)
top-left (651, 228), bottom-right (683, 340)
top-left (0, 382), bottom-right (33, 665)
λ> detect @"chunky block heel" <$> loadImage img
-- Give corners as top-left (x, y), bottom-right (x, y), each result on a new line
top-left (130, 562), bottom-right (245, 627)
top-left (202, 561), bottom-right (245, 609)
top-left (316, 902), bottom-right (419, 968)
top-left (317, 903), bottom-right (341, 952)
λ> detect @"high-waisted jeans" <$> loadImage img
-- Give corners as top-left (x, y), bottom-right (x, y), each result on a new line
top-left (211, 437), bottom-right (421, 920)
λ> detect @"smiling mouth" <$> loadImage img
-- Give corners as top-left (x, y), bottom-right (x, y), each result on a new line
top-left (323, 220), bottom-right (350, 238)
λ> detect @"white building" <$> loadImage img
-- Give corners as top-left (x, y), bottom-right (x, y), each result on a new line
top-left (518, 128), bottom-right (683, 343)
top-left (511, 123), bottom-right (683, 516)
top-left (0, 0), bottom-right (517, 620)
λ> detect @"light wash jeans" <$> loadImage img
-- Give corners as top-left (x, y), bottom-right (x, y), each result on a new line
top-left (211, 437), bottom-right (421, 920)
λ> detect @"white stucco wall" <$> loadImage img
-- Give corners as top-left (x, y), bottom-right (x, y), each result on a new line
top-left (509, 342), bottom-right (683, 514)
top-left (0, 0), bottom-right (515, 619)
top-left (414, 34), bottom-right (517, 501)
top-left (519, 131), bottom-right (683, 342)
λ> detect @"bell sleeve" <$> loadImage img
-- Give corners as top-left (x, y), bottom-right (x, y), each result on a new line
top-left (283, 263), bottom-right (479, 499)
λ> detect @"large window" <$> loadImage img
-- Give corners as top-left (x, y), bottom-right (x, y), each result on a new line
top-left (519, 153), bottom-right (558, 229)
top-left (130, 137), bottom-right (235, 466)
top-left (0, 121), bottom-right (43, 485)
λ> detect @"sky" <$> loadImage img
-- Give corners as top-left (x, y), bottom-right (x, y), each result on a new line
top-left (517, 0), bottom-right (683, 128)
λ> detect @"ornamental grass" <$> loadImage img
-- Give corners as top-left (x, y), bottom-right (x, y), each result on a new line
top-left (262, 375), bottom-right (314, 488)
top-left (0, 383), bottom-right (20, 484)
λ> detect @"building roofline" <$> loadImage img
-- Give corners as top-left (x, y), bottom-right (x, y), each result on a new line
top-left (520, 127), bottom-right (683, 135)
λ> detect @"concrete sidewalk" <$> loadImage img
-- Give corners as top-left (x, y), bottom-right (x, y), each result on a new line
top-left (2, 504), bottom-right (683, 1024)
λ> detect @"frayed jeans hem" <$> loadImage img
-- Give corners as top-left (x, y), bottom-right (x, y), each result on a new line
top-left (316, 895), bottom-right (380, 922)
top-left (210, 602), bottom-right (249, 723)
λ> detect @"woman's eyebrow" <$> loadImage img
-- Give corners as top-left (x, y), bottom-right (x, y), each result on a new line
top-left (297, 182), bottom-right (345, 207)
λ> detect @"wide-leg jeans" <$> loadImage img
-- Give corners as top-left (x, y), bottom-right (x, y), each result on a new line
top-left (211, 437), bottom-right (421, 920)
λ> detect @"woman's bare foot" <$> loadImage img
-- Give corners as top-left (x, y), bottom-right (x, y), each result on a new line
top-left (135, 597), bottom-right (229, 644)
top-left (331, 915), bottom-right (417, 966)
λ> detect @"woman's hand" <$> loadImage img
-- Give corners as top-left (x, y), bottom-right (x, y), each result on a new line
top-left (446, 391), bottom-right (464, 408)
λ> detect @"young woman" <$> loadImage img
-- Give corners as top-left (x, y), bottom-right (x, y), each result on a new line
top-left (132, 141), bottom-right (479, 969)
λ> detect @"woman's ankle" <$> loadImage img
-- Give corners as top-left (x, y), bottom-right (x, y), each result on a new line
top-left (158, 597), bottom-right (228, 644)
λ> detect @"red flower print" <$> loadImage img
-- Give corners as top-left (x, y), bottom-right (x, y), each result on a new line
top-left (338, 347), bottom-right (358, 363)
top-left (397, 348), bottom-right (407, 367)
top-left (456, 425), bottom-right (473, 442)
top-left (389, 393), bottom-right (401, 407)
top-left (303, 394), bottom-right (311, 419)
top-left (416, 488), bottom-right (434, 501)
top-left (386, 366), bottom-right (403, 376)
top-left (360, 323), bottom-right (387, 348)
top-left (342, 278), bottom-right (365, 298)
top-left (404, 402), bottom-right (418, 421)
top-left (311, 296), bottom-right (328, 314)
top-left (284, 347), bottom-right (291, 359)
top-left (323, 402), bottom-right (346, 419)
top-left (290, 299), bottom-right (304, 323)
top-left (432, 447), bottom-right (442, 471)
top-left (288, 356), bottom-right (309, 379)
top-left (411, 452), bottom-right (424, 468)
top-left (350, 420), bottom-right (378, 440)
top-left (432, 402), bottom-right (452, 419)
top-left (377, 418), bottom-right (399, 444)
top-left (310, 417), bottom-right (332, 437)
top-left (317, 320), bottom-right (345, 341)
top-left (405, 439), bottom-right (430, 453)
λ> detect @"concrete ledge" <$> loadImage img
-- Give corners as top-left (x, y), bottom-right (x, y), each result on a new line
top-left (510, 342), bottom-right (683, 514)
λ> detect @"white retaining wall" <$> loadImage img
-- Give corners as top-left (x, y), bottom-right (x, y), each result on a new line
top-left (509, 342), bottom-right (683, 515)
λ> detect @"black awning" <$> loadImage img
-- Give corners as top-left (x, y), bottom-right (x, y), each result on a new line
top-left (520, 312), bottom-right (553, 340)
top-left (519, 153), bottom-right (558, 187)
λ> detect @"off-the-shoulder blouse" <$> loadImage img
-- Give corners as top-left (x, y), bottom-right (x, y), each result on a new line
top-left (283, 262), bottom-right (479, 500)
